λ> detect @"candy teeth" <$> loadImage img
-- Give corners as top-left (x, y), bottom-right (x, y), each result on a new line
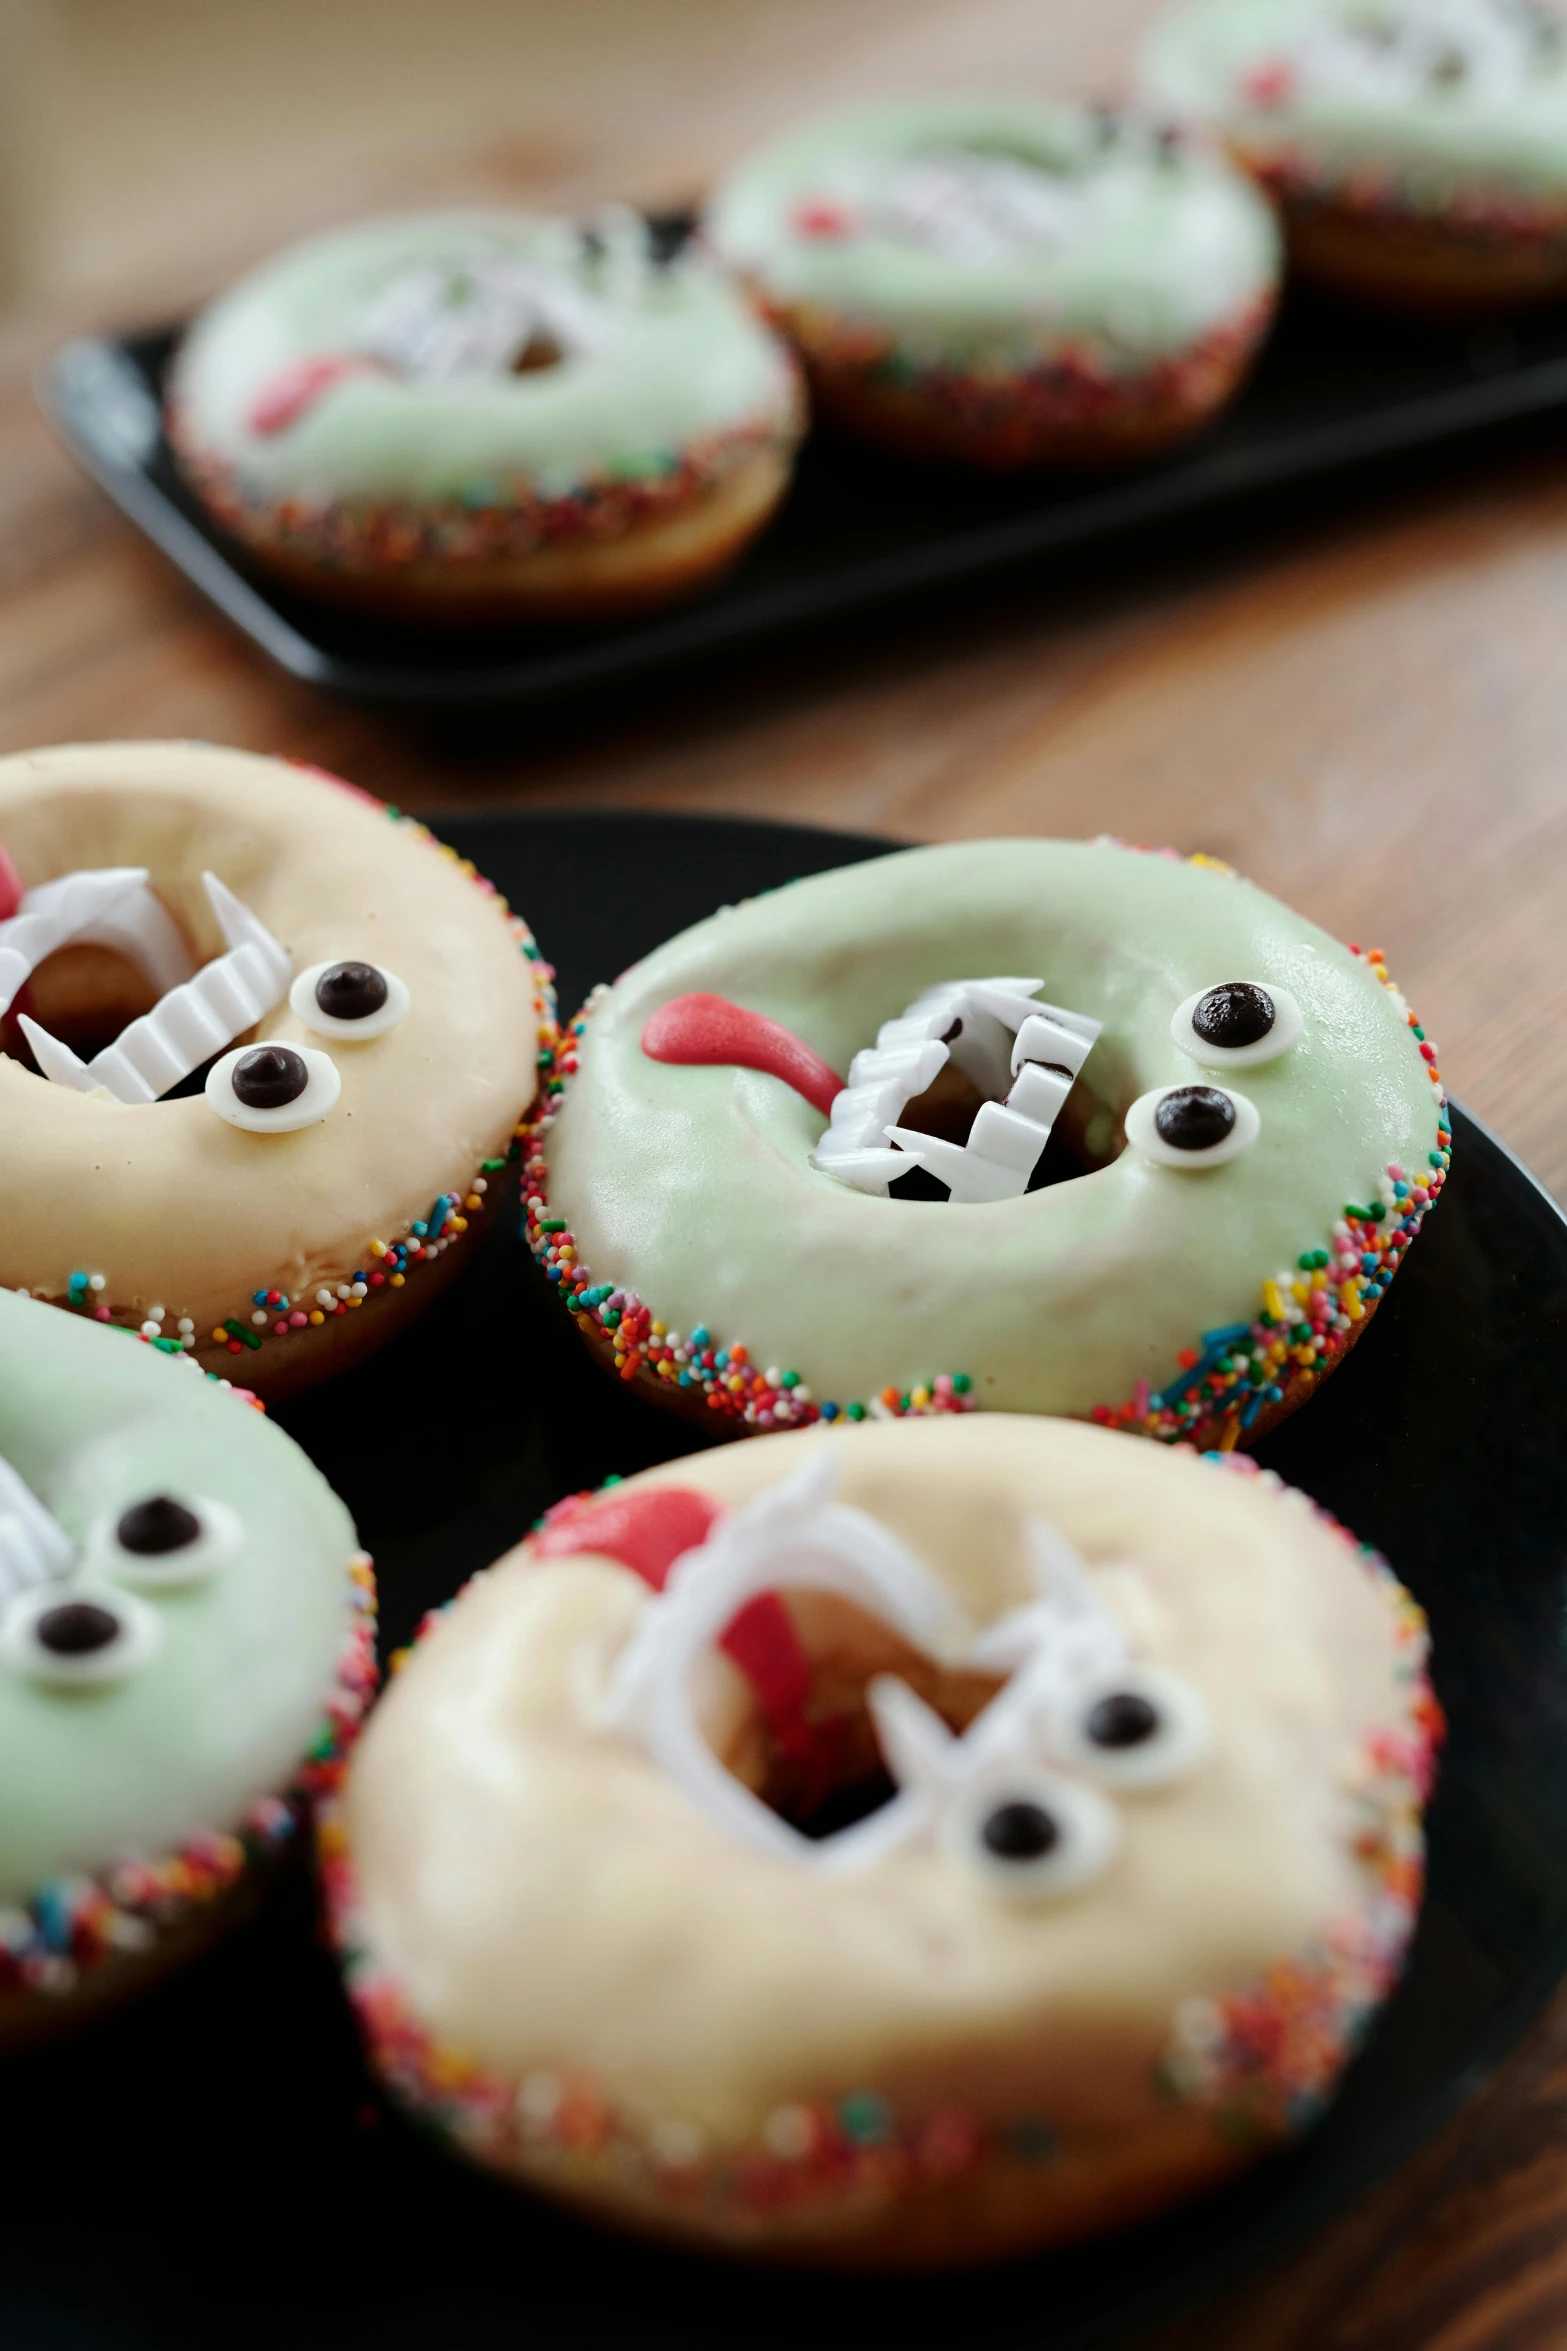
top-left (20, 872), bottom-right (292, 1106)
top-left (812, 976), bottom-right (1102, 1201)
top-left (0, 867), bottom-right (194, 1022)
top-left (0, 1454), bottom-right (74, 1602)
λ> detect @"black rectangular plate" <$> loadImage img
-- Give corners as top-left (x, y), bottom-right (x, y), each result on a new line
top-left (39, 286), bottom-right (1567, 717)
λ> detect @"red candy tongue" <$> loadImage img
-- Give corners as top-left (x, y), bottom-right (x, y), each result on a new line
top-left (247, 354), bottom-right (373, 437)
top-left (535, 1484), bottom-right (817, 1765)
top-left (641, 993), bottom-right (844, 1119)
top-left (0, 836), bottom-right (21, 921)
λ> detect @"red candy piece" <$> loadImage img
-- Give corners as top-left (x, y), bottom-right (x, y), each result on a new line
top-left (535, 1484), bottom-right (818, 1758)
top-left (534, 1484), bottom-right (721, 1591)
top-left (641, 993), bottom-right (844, 1119)
top-left (248, 355), bottom-right (369, 438)
top-left (0, 835), bottom-right (21, 921)
top-left (793, 201), bottom-right (855, 240)
top-left (1241, 57), bottom-right (1295, 105)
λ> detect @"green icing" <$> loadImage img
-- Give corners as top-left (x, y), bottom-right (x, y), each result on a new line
top-left (174, 209), bottom-right (797, 505)
top-left (547, 840), bottom-right (1441, 1417)
top-left (1142, 0), bottom-right (1567, 206)
top-left (704, 98), bottom-right (1279, 371)
top-left (0, 1294), bottom-right (358, 1906)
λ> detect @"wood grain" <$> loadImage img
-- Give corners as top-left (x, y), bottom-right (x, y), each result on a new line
top-left (6, 2), bottom-right (1567, 2341)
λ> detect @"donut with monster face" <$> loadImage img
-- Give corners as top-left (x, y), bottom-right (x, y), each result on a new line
top-left (0, 1288), bottom-right (374, 2047)
top-left (526, 837), bottom-right (1447, 1450)
top-left (168, 208), bottom-right (803, 622)
top-left (1143, 0), bottom-right (1567, 310)
top-left (705, 97), bottom-right (1280, 467)
top-left (0, 741), bottom-right (551, 1398)
top-left (326, 1415), bottom-right (1436, 2262)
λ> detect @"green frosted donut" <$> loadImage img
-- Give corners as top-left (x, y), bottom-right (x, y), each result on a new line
top-left (168, 209), bottom-right (802, 610)
top-left (0, 1290), bottom-right (373, 2043)
top-left (704, 98), bottom-right (1279, 464)
top-left (527, 839), bottom-right (1449, 1443)
top-left (1142, 0), bottom-right (1567, 220)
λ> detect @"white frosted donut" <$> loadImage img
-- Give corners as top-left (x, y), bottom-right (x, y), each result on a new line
top-left (168, 209), bottom-right (804, 621)
top-left (0, 742), bottom-right (551, 1397)
top-left (329, 1415), bottom-right (1437, 2264)
top-left (0, 1288), bottom-right (375, 2047)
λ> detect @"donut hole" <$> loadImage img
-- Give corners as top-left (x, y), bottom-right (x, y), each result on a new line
top-left (705, 1589), bottom-right (1003, 1839)
top-left (887, 1060), bottom-right (1123, 1201)
top-left (2, 939), bottom-right (259, 1099)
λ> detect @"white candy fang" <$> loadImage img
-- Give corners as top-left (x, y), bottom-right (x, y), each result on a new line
top-left (20, 871), bottom-right (292, 1105)
top-left (812, 976), bottom-right (1101, 1200)
top-left (0, 1454), bottom-right (74, 1602)
top-left (0, 867), bottom-right (194, 1022)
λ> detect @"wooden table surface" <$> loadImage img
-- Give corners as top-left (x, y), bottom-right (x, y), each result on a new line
top-left (6, 2), bottom-right (1567, 2342)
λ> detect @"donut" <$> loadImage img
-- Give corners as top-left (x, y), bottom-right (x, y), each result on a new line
top-left (524, 838), bottom-right (1449, 1447)
top-left (168, 208), bottom-right (804, 622)
top-left (1142, 0), bottom-right (1567, 311)
top-left (325, 1415), bottom-right (1437, 2262)
top-left (703, 98), bottom-right (1280, 468)
top-left (0, 1287), bottom-right (375, 2046)
top-left (0, 742), bottom-right (551, 1398)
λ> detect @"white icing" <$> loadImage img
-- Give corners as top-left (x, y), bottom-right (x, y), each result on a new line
top-left (0, 867), bottom-right (194, 1023)
top-left (1124, 1083), bottom-right (1261, 1166)
top-left (604, 1457), bottom-right (1208, 1893)
top-left (205, 1042), bottom-right (341, 1134)
top-left (87, 1496), bottom-right (241, 1589)
top-left (20, 871), bottom-right (292, 1106)
top-left (1170, 982), bottom-right (1304, 1067)
top-left (812, 976), bottom-right (1101, 1202)
top-left (0, 1583), bottom-right (162, 1688)
top-left (289, 960), bottom-right (411, 1042)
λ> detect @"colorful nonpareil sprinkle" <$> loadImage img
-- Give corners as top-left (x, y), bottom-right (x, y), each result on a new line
top-left (774, 296), bottom-right (1272, 466)
top-left (2, 1551), bottom-right (375, 2006)
top-left (1248, 142), bottom-right (1567, 258)
top-left (170, 412), bottom-right (792, 578)
top-left (18, 789), bottom-right (554, 1376)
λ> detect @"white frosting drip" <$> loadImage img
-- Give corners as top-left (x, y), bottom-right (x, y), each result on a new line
top-left (811, 976), bottom-right (1101, 1202)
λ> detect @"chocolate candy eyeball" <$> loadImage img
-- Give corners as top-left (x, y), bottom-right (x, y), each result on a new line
top-left (87, 1492), bottom-right (242, 1587)
top-left (1125, 1082), bottom-right (1260, 1168)
top-left (1171, 981), bottom-right (1303, 1068)
top-left (206, 1040), bottom-right (341, 1133)
top-left (290, 958), bottom-right (411, 1042)
top-left (0, 1584), bottom-right (161, 1687)
top-left (1048, 1666), bottom-right (1211, 1790)
top-left (950, 1768), bottom-right (1122, 1902)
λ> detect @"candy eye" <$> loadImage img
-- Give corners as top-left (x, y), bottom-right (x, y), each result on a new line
top-left (946, 1769), bottom-right (1120, 1901)
top-left (1171, 982), bottom-right (1303, 1068)
top-left (1124, 1083), bottom-right (1259, 1168)
top-left (1048, 1667), bottom-right (1211, 1790)
top-left (206, 1040), bottom-right (341, 1132)
top-left (0, 1585), bottom-right (161, 1687)
top-left (87, 1492), bottom-right (240, 1587)
top-left (289, 959), bottom-right (410, 1041)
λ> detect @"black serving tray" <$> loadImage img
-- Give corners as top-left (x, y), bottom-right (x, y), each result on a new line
top-left (39, 284), bottom-right (1567, 719)
top-left (3, 810), bottom-right (1567, 2351)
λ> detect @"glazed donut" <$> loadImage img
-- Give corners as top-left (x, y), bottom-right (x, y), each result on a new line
top-left (168, 209), bottom-right (804, 622)
top-left (525, 838), bottom-right (1448, 1447)
top-left (0, 742), bottom-right (551, 1399)
top-left (326, 1416), bottom-right (1437, 2263)
top-left (703, 98), bottom-right (1280, 468)
top-left (1143, 0), bottom-right (1567, 311)
top-left (0, 1288), bottom-right (374, 2047)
